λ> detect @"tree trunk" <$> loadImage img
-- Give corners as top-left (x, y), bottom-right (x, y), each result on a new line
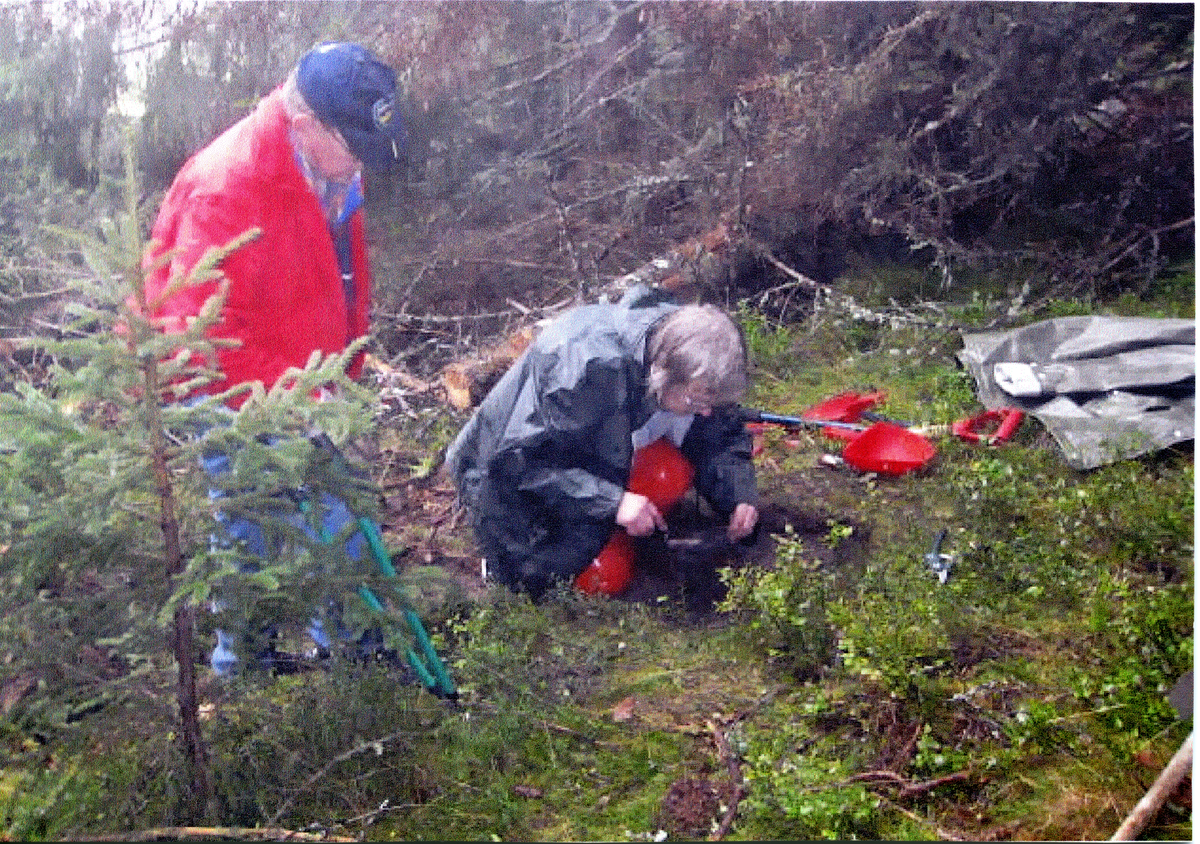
top-left (172, 603), bottom-right (210, 823)
top-left (145, 357), bottom-right (211, 823)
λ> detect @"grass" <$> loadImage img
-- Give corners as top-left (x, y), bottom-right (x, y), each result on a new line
top-left (1, 263), bottom-right (1193, 841)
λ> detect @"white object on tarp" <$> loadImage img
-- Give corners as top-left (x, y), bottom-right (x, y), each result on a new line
top-left (994, 362), bottom-right (1044, 396)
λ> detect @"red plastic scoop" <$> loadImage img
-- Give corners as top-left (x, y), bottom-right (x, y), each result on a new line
top-left (841, 421), bottom-right (936, 476)
top-left (627, 436), bottom-right (695, 513)
top-left (576, 529), bottom-right (635, 596)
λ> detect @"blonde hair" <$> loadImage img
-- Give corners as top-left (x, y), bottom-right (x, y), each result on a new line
top-left (646, 304), bottom-right (748, 406)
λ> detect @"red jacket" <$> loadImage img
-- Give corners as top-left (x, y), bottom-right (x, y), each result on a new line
top-left (144, 87), bottom-right (371, 408)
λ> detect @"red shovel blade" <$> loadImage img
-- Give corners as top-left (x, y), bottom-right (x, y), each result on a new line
top-left (803, 391), bottom-right (886, 423)
top-left (842, 422), bottom-right (936, 476)
top-left (820, 425), bottom-right (863, 443)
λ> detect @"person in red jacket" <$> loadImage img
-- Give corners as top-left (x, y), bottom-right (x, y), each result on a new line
top-left (144, 42), bottom-right (405, 674)
top-left (144, 41), bottom-right (402, 404)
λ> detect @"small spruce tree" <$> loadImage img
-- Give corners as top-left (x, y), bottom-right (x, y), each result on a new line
top-left (0, 136), bottom-right (380, 825)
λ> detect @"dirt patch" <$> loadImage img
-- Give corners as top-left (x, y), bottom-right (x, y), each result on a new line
top-left (383, 467), bottom-right (870, 615)
top-left (658, 775), bottom-right (737, 839)
top-left (618, 493), bottom-right (870, 613)
top-left (373, 422), bottom-right (883, 615)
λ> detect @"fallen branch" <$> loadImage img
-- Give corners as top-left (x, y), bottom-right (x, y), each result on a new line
top-left (88, 827), bottom-right (356, 842)
top-left (606, 219), bottom-right (734, 301)
top-left (846, 769), bottom-right (908, 785)
top-left (1110, 730), bottom-right (1193, 841)
top-left (748, 239), bottom-right (937, 327)
top-left (433, 220), bottom-right (738, 411)
top-left (896, 769), bottom-right (976, 799)
top-left (440, 325), bottom-right (537, 409)
top-left (846, 767), bottom-right (978, 799)
top-left (1096, 215), bottom-right (1194, 279)
top-left (542, 719), bottom-right (624, 751)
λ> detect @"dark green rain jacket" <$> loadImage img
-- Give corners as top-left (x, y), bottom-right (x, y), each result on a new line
top-left (445, 286), bottom-right (757, 596)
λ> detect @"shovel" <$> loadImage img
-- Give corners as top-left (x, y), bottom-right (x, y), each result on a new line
top-left (803, 390), bottom-right (887, 424)
top-left (742, 408), bottom-right (936, 476)
top-left (805, 391), bottom-right (1025, 445)
top-left (841, 420), bottom-right (936, 476)
top-left (305, 435), bottom-right (457, 699)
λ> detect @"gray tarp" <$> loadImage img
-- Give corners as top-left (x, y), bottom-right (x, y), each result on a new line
top-left (958, 316), bottom-right (1195, 469)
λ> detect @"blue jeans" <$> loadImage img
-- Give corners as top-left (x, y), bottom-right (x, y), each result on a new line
top-left (202, 447), bottom-right (367, 674)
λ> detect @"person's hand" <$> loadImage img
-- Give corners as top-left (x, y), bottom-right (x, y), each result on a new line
top-left (616, 491), bottom-right (666, 537)
top-left (727, 502), bottom-right (759, 542)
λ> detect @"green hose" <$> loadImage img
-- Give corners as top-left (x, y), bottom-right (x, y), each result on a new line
top-left (357, 515), bottom-right (456, 698)
top-left (302, 497), bottom-right (457, 699)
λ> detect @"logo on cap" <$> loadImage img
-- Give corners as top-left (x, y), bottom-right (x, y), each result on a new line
top-left (373, 97), bottom-right (395, 131)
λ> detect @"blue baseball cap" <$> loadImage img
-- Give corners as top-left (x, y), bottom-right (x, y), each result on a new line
top-left (297, 42), bottom-right (405, 172)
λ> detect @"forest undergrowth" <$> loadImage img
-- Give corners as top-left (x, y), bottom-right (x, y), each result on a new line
top-left (1, 261), bottom-right (1192, 842)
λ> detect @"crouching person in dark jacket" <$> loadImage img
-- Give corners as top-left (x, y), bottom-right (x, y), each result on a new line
top-left (446, 286), bottom-right (758, 600)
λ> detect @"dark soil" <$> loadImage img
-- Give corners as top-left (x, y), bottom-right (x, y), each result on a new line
top-left (658, 774), bottom-right (738, 839)
top-left (377, 446), bottom-right (873, 616)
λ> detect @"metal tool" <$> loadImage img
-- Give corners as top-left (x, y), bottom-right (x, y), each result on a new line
top-left (742, 408), bottom-right (867, 434)
top-left (924, 528), bottom-right (954, 584)
top-left (804, 391), bottom-right (1025, 445)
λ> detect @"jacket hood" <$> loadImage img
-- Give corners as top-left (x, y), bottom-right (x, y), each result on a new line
top-left (445, 287), bottom-right (677, 489)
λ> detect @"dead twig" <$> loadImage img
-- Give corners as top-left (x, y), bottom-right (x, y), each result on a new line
top-left (748, 240), bottom-right (899, 326)
top-left (846, 769), bottom-right (909, 785)
top-left (706, 718), bottom-right (747, 841)
top-left (846, 767), bottom-right (978, 799)
top-left (1096, 215), bottom-right (1194, 280)
top-left (542, 719), bottom-right (624, 751)
top-left (889, 719), bottom-right (924, 772)
top-left (897, 769), bottom-right (977, 800)
top-left (340, 798), bottom-right (420, 829)
top-left (267, 730), bottom-right (418, 826)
